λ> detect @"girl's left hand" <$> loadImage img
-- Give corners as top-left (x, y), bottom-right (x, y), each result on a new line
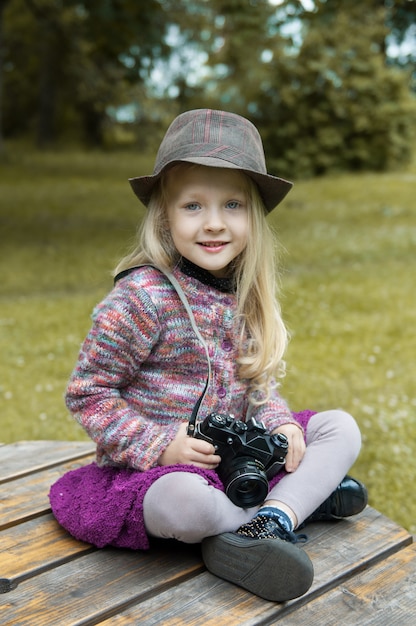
top-left (272, 423), bottom-right (306, 473)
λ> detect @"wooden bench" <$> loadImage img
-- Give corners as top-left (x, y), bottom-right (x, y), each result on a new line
top-left (1, 441), bottom-right (415, 625)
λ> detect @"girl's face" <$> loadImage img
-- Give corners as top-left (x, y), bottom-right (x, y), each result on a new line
top-left (165, 165), bottom-right (249, 277)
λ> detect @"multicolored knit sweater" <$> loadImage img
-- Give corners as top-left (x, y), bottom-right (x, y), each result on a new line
top-left (66, 265), bottom-right (301, 471)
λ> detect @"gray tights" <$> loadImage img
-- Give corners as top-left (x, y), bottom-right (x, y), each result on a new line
top-left (143, 409), bottom-right (362, 543)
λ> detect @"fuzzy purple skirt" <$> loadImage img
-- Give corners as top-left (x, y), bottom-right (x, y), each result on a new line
top-left (49, 410), bottom-right (315, 550)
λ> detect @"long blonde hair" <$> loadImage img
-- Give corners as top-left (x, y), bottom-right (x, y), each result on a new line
top-left (115, 164), bottom-right (288, 403)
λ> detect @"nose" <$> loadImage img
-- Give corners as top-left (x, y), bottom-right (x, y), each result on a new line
top-left (203, 206), bottom-right (226, 231)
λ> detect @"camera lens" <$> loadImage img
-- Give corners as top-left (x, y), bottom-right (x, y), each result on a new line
top-left (222, 460), bottom-right (269, 507)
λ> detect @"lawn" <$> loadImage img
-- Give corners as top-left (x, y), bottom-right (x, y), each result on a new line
top-left (1, 145), bottom-right (415, 534)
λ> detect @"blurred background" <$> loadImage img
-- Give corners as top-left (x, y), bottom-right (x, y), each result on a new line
top-left (0, 0), bottom-right (415, 533)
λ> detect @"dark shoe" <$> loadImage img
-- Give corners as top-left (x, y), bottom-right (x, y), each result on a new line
top-left (237, 514), bottom-right (308, 543)
top-left (201, 515), bottom-right (314, 602)
top-left (306, 475), bottom-right (368, 523)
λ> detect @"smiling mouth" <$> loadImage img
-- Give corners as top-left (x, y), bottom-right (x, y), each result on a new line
top-left (199, 242), bottom-right (228, 247)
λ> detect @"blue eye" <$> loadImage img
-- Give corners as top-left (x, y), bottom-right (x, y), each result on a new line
top-left (226, 200), bottom-right (241, 209)
top-left (185, 203), bottom-right (200, 211)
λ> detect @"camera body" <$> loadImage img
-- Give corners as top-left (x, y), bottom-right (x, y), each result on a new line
top-left (194, 412), bottom-right (288, 507)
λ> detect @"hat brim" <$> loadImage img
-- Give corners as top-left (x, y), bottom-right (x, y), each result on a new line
top-left (129, 158), bottom-right (292, 214)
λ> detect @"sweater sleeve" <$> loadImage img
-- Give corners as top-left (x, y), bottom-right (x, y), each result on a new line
top-left (251, 384), bottom-right (304, 434)
top-left (65, 278), bottom-right (180, 470)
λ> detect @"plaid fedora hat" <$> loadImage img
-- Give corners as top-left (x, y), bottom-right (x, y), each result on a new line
top-left (129, 109), bottom-right (292, 213)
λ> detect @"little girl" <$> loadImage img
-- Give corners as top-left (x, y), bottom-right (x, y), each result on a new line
top-left (50, 109), bottom-right (367, 603)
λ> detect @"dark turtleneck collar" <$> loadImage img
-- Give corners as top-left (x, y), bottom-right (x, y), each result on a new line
top-left (179, 257), bottom-right (235, 293)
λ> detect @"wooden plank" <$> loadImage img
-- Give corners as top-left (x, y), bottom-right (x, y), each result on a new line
top-left (98, 571), bottom-right (283, 626)
top-left (302, 506), bottom-right (412, 590)
top-left (280, 541), bottom-right (416, 625)
top-left (0, 542), bottom-right (204, 626)
top-left (0, 457), bottom-right (95, 530)
top-left (0, 440), bottom-right (413, 625)
top-left (0, 514), bottom-right (93, 593)
top-left (0, 440), bottom-right (95, 483)
top-left (83, 508), bottom-right (414, 626)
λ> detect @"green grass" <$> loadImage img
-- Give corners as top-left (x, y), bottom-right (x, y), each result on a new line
top-left (1, 145), bottom-right (415, 534)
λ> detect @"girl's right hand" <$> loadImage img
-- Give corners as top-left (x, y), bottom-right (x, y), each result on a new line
top-left (157, 423), bottom-right (221, 469)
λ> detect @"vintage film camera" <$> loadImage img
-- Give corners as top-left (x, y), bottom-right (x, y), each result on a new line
top-left (194, 412), bottom-right (288, 507)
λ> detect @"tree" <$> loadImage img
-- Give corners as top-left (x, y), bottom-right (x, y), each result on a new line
top-left (386, 0), bottom-right (416, 91)
top-left (0, 0), bottom-right (11, 155)
top-left (2, 0), bottom-right (170, 145)
top-left (199, 0), bottom-right (278, 113)
top-left (161, 0), bottom-right (416, 176)
top-left (253, 0), bottom-right (416, 177)
top-left (2, 0), bottom-right (415, 167)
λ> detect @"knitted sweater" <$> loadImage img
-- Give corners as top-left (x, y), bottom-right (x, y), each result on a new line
top-left (66, 265), bottom-right (300, 470)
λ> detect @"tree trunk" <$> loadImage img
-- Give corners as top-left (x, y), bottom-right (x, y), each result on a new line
top-left (0, 0), bottom-right (10, 156)
top-left (81, 105), bottom-right (105, 147)
top-left (36, 23), bottom-right (57, 147)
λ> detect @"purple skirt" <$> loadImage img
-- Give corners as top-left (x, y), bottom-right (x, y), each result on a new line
top-left (49, 410), bottom-right (315, 550)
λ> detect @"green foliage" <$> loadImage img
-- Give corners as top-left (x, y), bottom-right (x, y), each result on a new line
top-left (255, 2), bottom-right (416, 177)
top-left (166, 0), bottom-right (416, 177)
top-left (1, 145), bottom-right (415, 534)
top-left (2, 0), bottom-right (415, 175)
top-left (2, 0), bottom-right (168, 145)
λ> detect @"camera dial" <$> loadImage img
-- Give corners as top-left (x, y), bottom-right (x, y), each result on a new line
top-left (271, 432), bottom-right (289, 449)
top-left (232, 421), bottom-right (247, 434)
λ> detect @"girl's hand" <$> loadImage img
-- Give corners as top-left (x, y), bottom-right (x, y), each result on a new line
top-left (158, 423), bottom-right (221, 469)
top-left (272, 423), bottom-right (306, 473)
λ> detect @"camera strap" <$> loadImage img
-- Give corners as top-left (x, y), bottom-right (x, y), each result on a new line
top-left (114, 264), bottom-right (212, 436)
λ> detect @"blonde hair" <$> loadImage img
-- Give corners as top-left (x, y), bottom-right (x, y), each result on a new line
top-left (115, 164), bottom-right (288, 404)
